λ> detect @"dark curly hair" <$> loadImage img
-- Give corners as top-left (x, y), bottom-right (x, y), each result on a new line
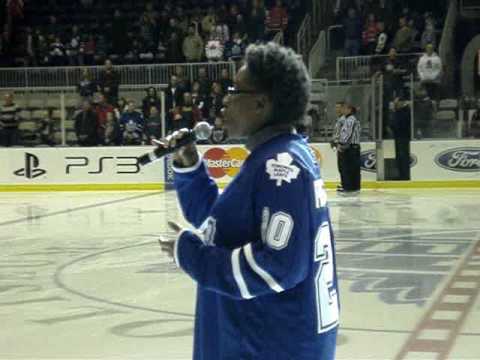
top-left (244, 42), bottom-right (311, 126)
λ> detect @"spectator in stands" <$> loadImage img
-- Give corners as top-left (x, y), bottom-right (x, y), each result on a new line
top-left (74, 101), bottom-right (98, 146)
top-left (219, 68), bottom-right (233, 94)
top-left (144, 105), bottom-right (163, 142)
top-left (142, 87), bottom-right (161, 119)
top-left (205, 31), bottom-right (225, 62)
top-left (383, 48), bottom-right (407, 101)
top-left (140, 12), bottom-right (156, 50)
top-left (413, 85), bottom-right (434, 138)
top-left (247, 0), bottom-right (266, 42)
top-left (420, 20), bottom-right (436, 51)
top-left (98, 59), bottom-right (120, 105)
top-left (191, 80), bottom-right (207, 120)
top-left (202, 6), bottom-right (217, 37)
top-left (95, 35), bottom-right (108, 64)
top-left (0, 93), bottom-right (20, 147)
top-left (25, 27), bottom-right (35, 66)
top-left (224, 31), bottom-right (246, 61)
top-left (66, 26), bottom-right (81, 66)
top-left (115, 97), bottom-right (128, 119)
top-left (111, 10), bottom-right (127, 60)
top-left (82, 34), bottom-right (96, 65)
top-left (417, 43), bottom-right (442, 101)
top-left (34, 30), bottom-right (49, 66)
top-left (390, 97), bottom-right (411, 180)
top-left (166, 32), bottom-right (184, 63)
top-left (77, 69), bottom-right (96, 102)
top-left (125, 39), bottom-right (141, 64)
top-left (138, 42), bottom-right (155, 64)
top-left (47, 15), bottom-right (58, 38)
top-left (175, 65), bottom-right (191, 93)
top-left (207, 81), bottom-right (224, 124)
top-left (197, 67), bottom-right (212, 96)
top-left (226, 4), bottom-right (241, 29)
top-left (156, 36), bottom-right (167, 63)
top-left (119, 100), bottom-right (144, 145)
top-left (104, 112), bottom-right (121, 146)
top-left (173, 92), bottom-right (199, 130)
top-left (374, 21), bottom-right (388, 55)
top-left (266, 0), bottom-right (289, 35)
top-left (166, 17), bottom-right (183, 43)
top-left (216, 3), bottom-right (229, 25)
top-left (362, 13), bottom-right (379, 54)
top-left (343, 8), bottom-right (363, 56)
top-left (210, 116), bottom-right (228, 144)
top-left (166, 75), bottom-right (185, 133)
top-left (393, 17), bottom-right (414, 53)
top-left (232, 14), bottom-right (247, 38)
top-left (95, 93), bottom-right (115, 145)
top-left (183, 25), bottom-right (204, 62)
top-left (49, 36), bottom-right (66, 66)
top-left (38, 109), bottom-right (55, 146)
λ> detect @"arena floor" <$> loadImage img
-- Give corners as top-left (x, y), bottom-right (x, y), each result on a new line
top-left (1, 188), bottom-right (479, 360)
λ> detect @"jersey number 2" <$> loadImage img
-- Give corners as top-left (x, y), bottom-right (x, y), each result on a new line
top-left (314, 222), bottom-right (339, 333)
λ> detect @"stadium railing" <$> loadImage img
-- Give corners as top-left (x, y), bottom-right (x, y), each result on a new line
top-left (336, 53), bottom-right (422, 81)
top-left (0, 61), bottom-right (237, 88)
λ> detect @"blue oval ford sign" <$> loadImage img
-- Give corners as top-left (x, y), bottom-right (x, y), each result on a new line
top-left (435, 147), bottom-right (480, 172)
top-left (360, 150), bottom-right (377, 172)
top-left (360, 150), bottom-right (417, 172)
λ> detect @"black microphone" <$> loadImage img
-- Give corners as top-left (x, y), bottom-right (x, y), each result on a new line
top-left (138, 122), bottom-right (213, 166)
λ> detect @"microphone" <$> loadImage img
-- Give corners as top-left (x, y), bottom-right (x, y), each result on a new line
top-left (138, 121), bottom-right (213, 166)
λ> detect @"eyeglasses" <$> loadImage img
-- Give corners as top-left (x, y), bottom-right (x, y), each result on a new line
top-left (227, 86), bottom-right (258, 95)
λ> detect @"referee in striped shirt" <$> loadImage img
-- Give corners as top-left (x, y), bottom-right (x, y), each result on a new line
top-left (337, 102), bottom-right (361, 194)
top-left (0, 93), bottom-right (20, 147)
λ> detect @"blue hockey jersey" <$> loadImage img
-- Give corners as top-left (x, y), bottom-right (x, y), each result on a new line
top-left (173, 128), bottom-right (339, 360)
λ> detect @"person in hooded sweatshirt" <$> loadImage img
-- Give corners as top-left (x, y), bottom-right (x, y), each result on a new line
top-left (417, 43), bottom-right (442, 100)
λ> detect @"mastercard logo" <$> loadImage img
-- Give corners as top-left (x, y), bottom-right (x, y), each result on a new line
top-left (203, 147), bottom-right (249, 178)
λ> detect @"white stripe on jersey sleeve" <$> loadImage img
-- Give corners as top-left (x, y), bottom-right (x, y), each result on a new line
top-left (243, 243), bottom-right (284, 293)
top-left (231, 248), bottom-right (254, 299)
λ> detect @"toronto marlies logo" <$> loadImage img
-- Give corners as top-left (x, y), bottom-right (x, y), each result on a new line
top-left (266, 153), bottom-right (300, 186)
top-left (14, 153), bottom-right (46, 179)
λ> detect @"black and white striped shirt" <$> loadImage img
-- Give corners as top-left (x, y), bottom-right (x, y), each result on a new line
top-left (0, 103), bottom-right (20, 129)
top-left (339, 114), bottom-right (361, 146)
top-left (333, 115), bottom-right (345, 143)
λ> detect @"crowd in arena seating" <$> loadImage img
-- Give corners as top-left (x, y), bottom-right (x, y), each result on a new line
top-left (2, 0), bottom-right (303, 67)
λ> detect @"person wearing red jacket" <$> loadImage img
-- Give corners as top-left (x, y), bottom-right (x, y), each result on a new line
top-left (266, 0), bottom-right (288, 33)
top-left (362, 14), bottom-right (379, 54)
top-left (95, 93), bottom-right (115, 145)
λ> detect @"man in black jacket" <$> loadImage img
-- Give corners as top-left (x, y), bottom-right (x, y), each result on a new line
top-left (391, 97), bottom-right (411, 180)
top-left (98, 59), bottom-right (120, 105)
top-left (74, 101), bottom-right (98, 146)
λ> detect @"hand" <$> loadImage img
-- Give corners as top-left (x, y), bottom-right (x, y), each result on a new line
top-left (158, 221), bottom-right (183, 260)
top-left (153, 129), bottom-right (199, 167)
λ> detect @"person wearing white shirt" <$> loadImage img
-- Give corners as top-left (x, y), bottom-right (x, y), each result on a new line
top-left (417, 43), bottom-right (443, 100)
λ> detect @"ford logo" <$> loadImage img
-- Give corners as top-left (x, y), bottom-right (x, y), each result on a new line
top-left (360, 150), bottom-right (417, 172)
top-left (435, 147), bottom-right (480, 172)
top-left (360, 150), bottom-right (377, 172)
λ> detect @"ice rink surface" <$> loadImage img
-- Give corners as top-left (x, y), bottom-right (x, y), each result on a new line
top-left (1, 188), bottom-right (479, 360)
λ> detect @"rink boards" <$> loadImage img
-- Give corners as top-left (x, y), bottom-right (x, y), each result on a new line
top-left (0, 140), bottom-right (479, 191)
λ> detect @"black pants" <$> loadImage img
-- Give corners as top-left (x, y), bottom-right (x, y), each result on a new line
top-left (0, 127), bottom-right (19, 147)
top-left (340, 145), bottom-right (361, 191)
top-left (337, 151), bottom-right (346, 189)
top-left (395, 138), bottom-right (410, 180)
